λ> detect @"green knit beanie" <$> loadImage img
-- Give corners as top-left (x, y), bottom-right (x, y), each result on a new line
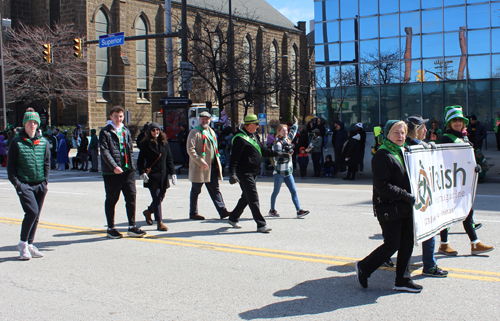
top-left (23, 108), bottom-right (41, 126)
top-left (444, 105), bottom-right (469, 127)
top-left (384, 120), bottom-right (400, 135)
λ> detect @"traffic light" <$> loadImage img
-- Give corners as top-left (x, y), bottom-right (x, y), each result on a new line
top-left (43, 44), bottom-right (51, 63)
top-left (73, 38), bottom-right (83, 59)
top-left (417, 69), bottom-right (425, 82)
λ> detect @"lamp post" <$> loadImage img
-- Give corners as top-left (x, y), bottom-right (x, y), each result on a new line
top-left (228, 0), bottom-right (235, 128)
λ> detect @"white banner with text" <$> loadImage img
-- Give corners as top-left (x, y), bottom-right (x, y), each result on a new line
top-left (404, 143), bottom-right (478, 244)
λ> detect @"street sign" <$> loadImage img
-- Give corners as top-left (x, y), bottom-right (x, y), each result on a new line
top-left (99, 32), bottom-right (125, 48)
top-left (159, 97), bottom-right (192, 107)
top-left (258, 113), bottom-right (267, 125)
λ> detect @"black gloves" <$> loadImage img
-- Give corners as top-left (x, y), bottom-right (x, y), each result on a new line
top-left (229, 175), bottom-right (239, 185)
top-left (403, 192), bottom-right (416, 206)
top-left (475, 165), bottom-right (482, 173)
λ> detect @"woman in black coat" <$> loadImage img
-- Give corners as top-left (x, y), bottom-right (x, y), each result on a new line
top-left (355, 120), bottom-right (422, 293)
top-left (137, 122), bottom-right (176, 231)
top-left (342, 130), bottom-right (361, 180)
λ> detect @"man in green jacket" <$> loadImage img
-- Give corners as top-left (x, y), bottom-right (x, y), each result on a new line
top-left (7, 108), bottom-right (50, 260)
top-left (88, 128), bottom-right (99, 172)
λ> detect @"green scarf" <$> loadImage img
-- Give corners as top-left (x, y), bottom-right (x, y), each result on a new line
top-left (378, 138), bottom-right (406, 169)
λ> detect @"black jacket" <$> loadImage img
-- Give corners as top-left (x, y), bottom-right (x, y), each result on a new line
top-left (78, 135), bottom-right (89, 154)
top-left (99, 124), bottom-right (135, 174)
top-left (342, 136), bottom-right (361, 166)
top-left (466, 122), bottom-right (487, 148)
top-left (371, 148), bottom-right (412, 218)
top-left (440, 129), bottom-right (465, 144)
top-left (137, 139), bottom-right (175, 190)
top-left (229, 127), bottom-right (276, 175)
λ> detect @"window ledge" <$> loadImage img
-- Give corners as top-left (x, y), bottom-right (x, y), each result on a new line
top-left (96, 98), bottom-right (110, 103)
top-left (136, 98), bottom-right (150, 104)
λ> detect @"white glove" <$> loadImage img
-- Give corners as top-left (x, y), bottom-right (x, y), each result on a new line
top-left (171, 174), bottom-right (177, 186)
top-left (418, 141), bottom-right (431, 149)
top-left (140, 173), bottom-right (149, 183)
top-left (428, 142), bottom-right (437, 149)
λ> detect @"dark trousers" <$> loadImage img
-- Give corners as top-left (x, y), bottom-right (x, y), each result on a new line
top-left (229, 173), bottom-right (267, 228)
top-left (440, 208), bottom-right (477, 243)
top-left (358, 216), bottom-right (414, 283)
top-left (80, 152), bottom-right (88, 170)
top-left (346, 165), bottom-right (357, 179)
top-left (90, 149), bottom-right (99, 171)
top-left (148, 188), bottom-right (167, 221)
top-left (312, 152), bottom-right (321, 177)
top-left (359, 145), bottom-right (365, 172)
top-left (103, 170), bottom-right (136, 229)
top-left (299, 166), bottom-right (307, 178)
top-left (17, 182), bottom-right (47, 243)
top-left (334, 147), bottom-right (345, 172)
top-left (190, 164), bottom-right (227, 217)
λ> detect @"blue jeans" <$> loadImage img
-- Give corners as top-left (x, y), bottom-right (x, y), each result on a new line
top-left (270, 174), bottom-right (300, 211)
top-left (422, 236), bottom-right (436, 271)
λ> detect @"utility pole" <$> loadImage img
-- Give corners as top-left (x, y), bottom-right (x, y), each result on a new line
top-left (228, 0), bottom-right (235, 128)
top-left (181, 0), bottom-right (188, 98)
top-left (0, 14), bottom-right (7, 130)
top-left (165, 0), bottom-right (174, 97)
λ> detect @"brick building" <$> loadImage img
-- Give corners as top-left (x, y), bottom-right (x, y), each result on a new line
top-left (3, 0), bottom-right (314, 134)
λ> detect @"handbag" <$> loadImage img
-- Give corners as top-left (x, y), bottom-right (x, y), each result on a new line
top-left (305, 146), bottom-right (313, 153)
top-left (373, 202), bottom-right (400, 222)
top-left (145, 153), bottom-right (162, 175)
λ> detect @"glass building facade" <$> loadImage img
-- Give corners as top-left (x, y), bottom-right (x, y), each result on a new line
top-left (314, 0), bottom-right (500, 131)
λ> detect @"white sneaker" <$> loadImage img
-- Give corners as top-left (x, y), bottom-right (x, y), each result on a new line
top-left (28, 244), bottom-right (44, 258)
top-left (257, 226), bottom-right (272, 233)
top-left (17, 242), bottom-right (31, 260)
top-left (228, 220), bottom-right (242, 228)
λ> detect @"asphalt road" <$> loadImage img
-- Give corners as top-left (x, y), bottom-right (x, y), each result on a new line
top-left (0, 163), bottom-right (499, 320)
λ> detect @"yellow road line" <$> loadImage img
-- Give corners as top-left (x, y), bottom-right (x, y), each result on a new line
top-left (1, 217), bottom-right (499, 282)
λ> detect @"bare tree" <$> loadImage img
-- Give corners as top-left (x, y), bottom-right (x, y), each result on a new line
top-left (3, 23), bottom-right (87, 126)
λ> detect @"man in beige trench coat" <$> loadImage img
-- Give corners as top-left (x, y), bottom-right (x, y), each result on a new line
top-left (187, 111), bottom-right (231, 220)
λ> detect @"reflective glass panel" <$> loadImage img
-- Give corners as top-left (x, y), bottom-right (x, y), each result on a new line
top-left (444, 32), bottom-right (462, 56)
top-left (327, 65), bottom-right (341, 88)
top-left (422, 9), bottom-right (443, 33)
top-left (468, 30), bottom-right (490, 55)
top-left (360, 63), bottom-right (380, 85)
top-left (444, 81), bottom-right (467, 108)
top-left (316, 45), bottom-right (326, 64)
top-left (360, 0), bottom-right (378, 16)
top-left (340, 87), bottom-right (360, 127)
top-left (467, 4), bottom-right (489, 29)
top-left (379, 61), bottom-right (401, 84)
top-left (360, 16), bottom-right (378, 39)
top-left (468, 55), bottom-right (491, 79)
top-left (468, 80), bottom-right (491, 129)
top-left (340, 42), bottom-right (356, 62)
top-left (315, 23), bottom-right (325, 44)
top-left (340, 0), bottom-right (358, 19)
top-left (328, 43), bottom-right (340, 63)
top-left (401, 0), bottom-right (420, 12)
top-left (380, 14), bottom-right (399, 37)
top-left (422, 0), bottom-right (442, 9)
top-left (314, 1), bottom-right (324, 22)
top-left (401, 59), bottom-right (422, 83)
top-left (402, 34), bottom-right (421, 59)
top-left (444, 0), bottom-right (465, 6)
top-left (401, 11), bottom-right (421, 35)
top-left (380, 0), bottom-right (399, 14)
top-left (493, 54), bottom-right (500, 78)
top-left (360, 86), bottom-right (380, 129)
top-left (380, 37), bottom-right (400, 57)
top-left (443, 56), bottom-right (465, 80)
top-left (492, 3), bottom-right (500, 28)
top-left (444, 6), bottom-right (466, 32)
top-left (430, 58), bottom-right (456, 80)
top-left (422, 34), bottom-right (443, 58)
top-left (340, 65), bottom-right (357, 86)
top-left (402, 84), bottom-right (422, 118)
top-left (360, 40), bottom-right (379, 61)
top-left (493, 29), bottom-right (500, 53)
top-left (423, 58), bottom-right (443, 82)
top-left (341, 19), bottom-right (356, 41)
top-left (380, 85), bottom-right (401, 122)
top-left (467, 0), bottom-right (488, 3)
top-left (325, 0), bottom-right (340, 21)
top-left (492, 80), bottom-right (500, 127)
top-left (423, 82), bottom-right (445, 125)
top-left (316, 66), bottom-right (328, 88)
top-left (327, 21), bottom-right (340, 43)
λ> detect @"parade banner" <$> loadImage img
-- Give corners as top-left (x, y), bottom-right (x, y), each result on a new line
top-left (403, 143), bottom-right (478, 244)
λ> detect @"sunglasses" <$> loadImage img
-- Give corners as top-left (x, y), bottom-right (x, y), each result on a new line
top-left (151, 128), bottom-right (160, 132)
top-left (451, 118), bottom-right (463, 123)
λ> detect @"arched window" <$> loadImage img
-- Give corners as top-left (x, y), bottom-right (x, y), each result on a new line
top-left (95, 9), bottom-right (109, 101)
top-left (136, 16), bottom-right (148, 101)
top-left (242, 35), bottom-right (252, 83)
top-left (291, 44), bottom-right (298, 93)
top-left (269, 41), bottom-right (278, 105)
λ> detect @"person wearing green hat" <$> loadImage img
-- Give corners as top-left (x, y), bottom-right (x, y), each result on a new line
top-left (437, 106), bottom-right (494, 256)
top-left (7, 108), bottom-right (50, 260)
top-left (228, 114), bottom-right (281, 233)
top-left (356, 120), bottom-right (423, 292)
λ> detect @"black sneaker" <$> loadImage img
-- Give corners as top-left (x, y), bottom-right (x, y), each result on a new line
top-left (127, 226), bottom-right (146, 238)
top-left (355, 261), bottom-right (368, 288)
top-left (394, 279), bottom-right (423, 293)
top-left (473, 223), bottom-right (482, 230)
top-left (296, 209), bottom-right (310, 218)
top-left (107, 228), bottom-right (123, 239)
top-left (422, 265), bottom-right (448, 278)
top-left (382, 258), bottom-right (395, 268)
